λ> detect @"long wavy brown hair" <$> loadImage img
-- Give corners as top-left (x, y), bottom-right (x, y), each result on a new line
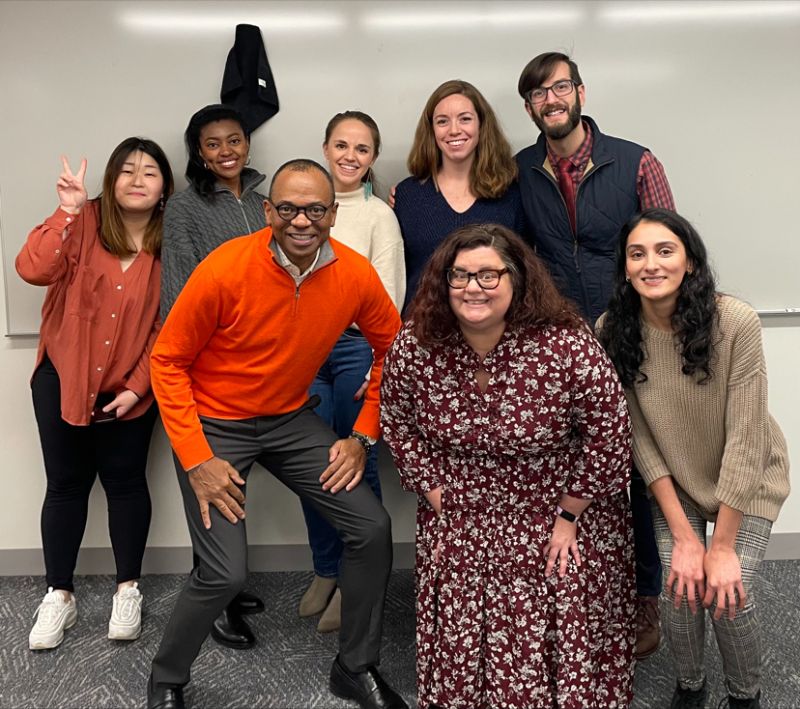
top-left (407, 223), bottom-right (585, 346)
top-left (406, 80), bottom-right (517, 199)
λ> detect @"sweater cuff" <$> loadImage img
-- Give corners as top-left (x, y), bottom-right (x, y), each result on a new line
top-left (173, 431), bottom-right (215, 472)
top-left (353, 407), bottom-right (380, 441)
top-left (632, 460), bottom-right (672, 487)
top-left (714, 482), bottom-right (757, 516)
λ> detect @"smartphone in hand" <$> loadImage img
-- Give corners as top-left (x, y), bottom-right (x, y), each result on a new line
top-left (92, 392), bottom-right (117, 424)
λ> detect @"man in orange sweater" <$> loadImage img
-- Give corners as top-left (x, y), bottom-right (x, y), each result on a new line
top-left (147, 160), bottom-right (406, 709)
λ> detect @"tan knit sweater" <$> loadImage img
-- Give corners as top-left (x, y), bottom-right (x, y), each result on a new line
top-left (618, 296), bottom-right (790, 522)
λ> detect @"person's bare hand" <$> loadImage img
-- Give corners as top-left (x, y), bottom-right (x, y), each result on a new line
top-left (423, 487), bottom-right (442, 516)
top-left (320, 438), bottom-right (365, 493)
top-left (544, 517), bottom-right (581, 578)
top-left (666, 536), bottom-right (706, 614)
top-left (100, 389), bottom-right (139, 418)
top-left (703, 546), bottom-right (746, 620)
top-left (187, 456), bottom-right (246, 529)
top-left (353, 380), bottom-right (368, 401)
top-left (57, 156), bottom-right (88, 214)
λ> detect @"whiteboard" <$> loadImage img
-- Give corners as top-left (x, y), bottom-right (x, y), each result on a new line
top-left (2, 0), bottom-right (799, 334)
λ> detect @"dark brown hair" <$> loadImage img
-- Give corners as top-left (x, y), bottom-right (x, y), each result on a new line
top-left (407, 223), bottom-right (585, 346)
top-left (324, 110), bottom-right (381, 186)
top-left (324, 111), bottom-right (381, 158)
top-left (99, 137), bottom-right (174, 257)
top-left (518, 51), bottom-right (583, 102)
top-left (406, 80), bottom-right (517, 199)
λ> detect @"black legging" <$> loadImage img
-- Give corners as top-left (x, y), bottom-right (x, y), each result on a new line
top-left (32, 356), bottom-right (157, 592)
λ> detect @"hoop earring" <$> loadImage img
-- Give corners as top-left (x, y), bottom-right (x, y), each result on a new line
top-left (203, 161), bottom-right (208, 170)
top-left (159, 195), bottom-right (165, 211)
top-left (625, 275), bottom-right (631, 283)
top-left (245, 154), bottom-right (251, 167)
top-left (363, 167), bottom-right (373, 201)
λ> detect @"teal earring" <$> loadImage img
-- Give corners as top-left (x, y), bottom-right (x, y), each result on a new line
top-left (363, 167), bottom-right (373, 201)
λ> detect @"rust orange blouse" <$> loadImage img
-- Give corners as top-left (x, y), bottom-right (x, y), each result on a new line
top-left (16, 201), bottom-right (161, 425)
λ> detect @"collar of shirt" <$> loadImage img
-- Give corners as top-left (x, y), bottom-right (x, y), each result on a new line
top-left (547, 119), bottom-right (593, 177)
top-left (274, 242), bottom-right (321, 284)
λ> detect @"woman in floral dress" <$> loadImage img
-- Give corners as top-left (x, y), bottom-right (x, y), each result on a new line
top-left (381, 223), bottom-right (636, 709)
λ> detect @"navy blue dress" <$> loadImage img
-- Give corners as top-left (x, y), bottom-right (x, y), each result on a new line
top-left (394, 177), bottom-right (523, 313)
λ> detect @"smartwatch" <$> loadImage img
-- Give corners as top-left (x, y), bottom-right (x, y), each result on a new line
top-left (556, 505), bottom-right (577, 523)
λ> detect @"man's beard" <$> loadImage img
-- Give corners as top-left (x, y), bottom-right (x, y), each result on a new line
top-left (533, 98), bottom-right (582, 140)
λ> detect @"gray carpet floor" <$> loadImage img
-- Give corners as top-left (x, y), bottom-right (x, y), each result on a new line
top-left (1, 562), bottom-right (799, 708)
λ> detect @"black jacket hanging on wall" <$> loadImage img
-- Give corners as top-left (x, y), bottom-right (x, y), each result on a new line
top-left (221, 24), bottom-right (279, 134)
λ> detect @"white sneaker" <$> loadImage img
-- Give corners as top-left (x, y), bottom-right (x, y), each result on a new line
top-left (108, 582), bottom-right (142, 640)
top-left (29, 587), bottom-right (77, 650)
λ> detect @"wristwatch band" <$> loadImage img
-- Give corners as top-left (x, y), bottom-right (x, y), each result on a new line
top-left (556, 505), bottom-right (577, 523)
top-left (349, 431), bottom-right (372, 455)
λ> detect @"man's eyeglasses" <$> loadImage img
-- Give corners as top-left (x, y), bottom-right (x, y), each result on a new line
top-left (269, 200), bottom-right (335, 223)
top-left (528, 79), bottom-right (579, 104)
top-left (446, 268), bottom-right (509, 290)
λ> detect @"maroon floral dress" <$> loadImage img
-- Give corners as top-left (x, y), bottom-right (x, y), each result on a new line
top-left (381, 323), bottom-right (636, 709)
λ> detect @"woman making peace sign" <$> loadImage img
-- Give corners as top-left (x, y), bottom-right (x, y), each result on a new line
top-left (17, 137), bottom-right (173, 651)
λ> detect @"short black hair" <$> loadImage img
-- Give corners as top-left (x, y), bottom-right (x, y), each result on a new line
top-left (268, 159), bottom-right (335, 202)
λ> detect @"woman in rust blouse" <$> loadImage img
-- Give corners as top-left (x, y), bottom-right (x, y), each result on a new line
top-left (381, 223), bottom-right (636, 709)
top-left (17, 137), bottom-right (173, 651)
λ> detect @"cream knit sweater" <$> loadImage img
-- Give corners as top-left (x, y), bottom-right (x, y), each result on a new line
top-left (620, 295), bottom-right (790, 522)
top-left (331, 188), bottom-right (406, 312)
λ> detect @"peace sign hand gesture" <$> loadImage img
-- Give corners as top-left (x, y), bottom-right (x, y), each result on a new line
top-left (56, 156), bottom-right (88, 214)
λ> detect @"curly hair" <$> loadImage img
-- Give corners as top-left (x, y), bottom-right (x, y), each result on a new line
top-left (184, 104), bottom-right (251, 199)
top-left (406, 80), bottom-right (517, 199)
top-left (406, 223), bottom-right (584, 346)
top-left (598, 208), bottom-right (719, 388)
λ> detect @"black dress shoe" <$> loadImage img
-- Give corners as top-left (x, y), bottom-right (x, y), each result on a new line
top-left (330, 655), bottom-right (408, 709)
top-left (210, 606), bottom-right (255, 649)
top-left (232, 589), bottom-right (265, 615)
top-left (147, 676), bottom-right (185, 709)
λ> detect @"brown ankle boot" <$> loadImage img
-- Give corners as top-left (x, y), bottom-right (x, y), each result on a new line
top-left (635, 594), bottom-right (660, 659)
top-left (317, 588), bottom-right (341, 633)
top-left (298, 575), bottom-right (337, 617)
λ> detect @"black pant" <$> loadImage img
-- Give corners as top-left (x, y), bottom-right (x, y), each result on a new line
top-left (32, 356), bottom-right (157, 592)
top-left (630, 465), bottom-right (663, 596)
top-left (151, 403), bottom-right (392, 688)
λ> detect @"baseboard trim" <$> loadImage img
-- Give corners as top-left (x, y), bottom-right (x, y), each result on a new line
top-left (2, 534), bottom-right (797, 576)
top-left (0, 542), bottom-right (417, 576)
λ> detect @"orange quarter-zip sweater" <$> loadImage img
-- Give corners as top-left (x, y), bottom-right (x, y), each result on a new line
top-left (151, 227), bottom-right (402, 471)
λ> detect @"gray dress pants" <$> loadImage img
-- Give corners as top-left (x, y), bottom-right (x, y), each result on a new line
top-left (151, 401), bottom-right (392, 688)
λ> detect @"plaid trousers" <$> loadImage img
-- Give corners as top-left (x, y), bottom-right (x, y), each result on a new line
top-left (651, 496), bottom-right (771, 700)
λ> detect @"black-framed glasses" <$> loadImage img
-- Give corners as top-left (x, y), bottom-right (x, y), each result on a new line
top-left (446, 268), bottom-right (509, 290)
top-left (269, 200), bottom-right (335, 222)
top-left (528, 79), bottom-right (579, 104)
